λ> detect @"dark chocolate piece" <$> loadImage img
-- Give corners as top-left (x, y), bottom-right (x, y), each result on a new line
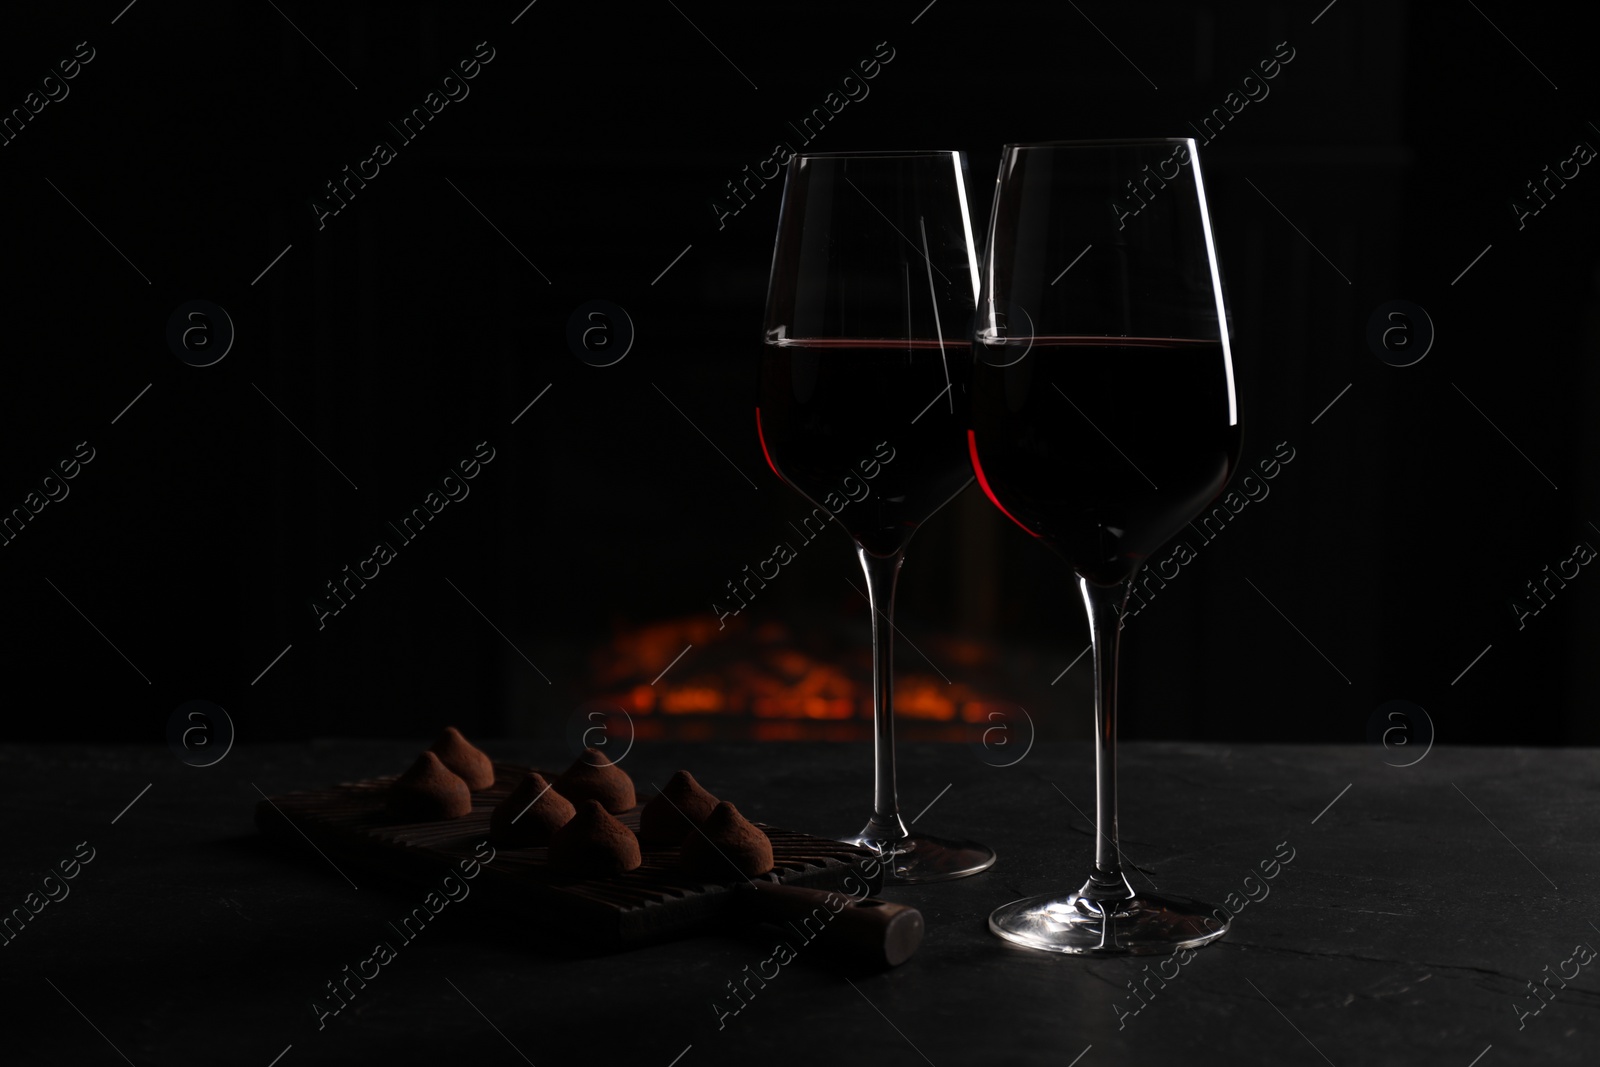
top-left (682, 801), bottom-right (773, 878)
top-left (549, 799), bottom-right (642, 875)
top-left (639, 770), bottom-right (719, 846)
top-left (388, 751), bottom-right (471, 821)
top-left (490, 772), bottom-right (575, 846)
top-left (429, 726), bottom-right (495, 791)
top-left (552, 747), bottom-right (636, 813)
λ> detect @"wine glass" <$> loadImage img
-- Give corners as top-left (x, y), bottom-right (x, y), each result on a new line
top-left (971, 139), bottom-right (1240, 952)
top-left (758, 150), bottom-right (996, 883)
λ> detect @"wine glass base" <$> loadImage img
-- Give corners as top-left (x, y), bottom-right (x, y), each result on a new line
top-left (840, 830), bottom-right (996, 884)
top-left (989, 890), bottom-right (1229, 956)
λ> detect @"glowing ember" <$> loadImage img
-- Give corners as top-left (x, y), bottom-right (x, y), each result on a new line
top-left (579, 615), bottom-right (1018, 741)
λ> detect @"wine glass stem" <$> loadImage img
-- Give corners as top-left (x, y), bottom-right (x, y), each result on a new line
top-left (1079, 575), bottom-right (1136, 903)
top-left (859, 545), bottom-right (909, 841)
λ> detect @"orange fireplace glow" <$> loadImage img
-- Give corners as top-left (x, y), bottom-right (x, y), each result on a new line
top-left (581, 615), bottom-right (1013, 742)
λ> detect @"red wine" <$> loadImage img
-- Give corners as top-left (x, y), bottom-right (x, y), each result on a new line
top-left (758, 339), bottom-right (973, 556)
top-left (969, 336), bottom-right (1240, 585)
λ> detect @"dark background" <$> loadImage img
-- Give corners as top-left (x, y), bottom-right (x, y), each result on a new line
top-left (2, 0), bottom-right (1595, 747)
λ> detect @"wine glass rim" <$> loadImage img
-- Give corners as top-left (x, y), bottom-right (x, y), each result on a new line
top-left (792, 149), bottom-right (964, 159)
top-left (1002, 137), bottom-right (1196, 150)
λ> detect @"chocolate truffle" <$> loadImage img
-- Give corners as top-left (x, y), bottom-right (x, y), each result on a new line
top-left (388, 751), bottom-right (472, 821)
top-left (490, 772), bottom-right (575, 846)
top-left (639, 770), bottom-right (719, 846)
top-left (549, 800), bottom-right (641, 875)
top-left (681, 802), bottom-right (774, 879)
top-left (429, 726), bottom-right (496, 791)
top-left (552, 747), bottom-right (636, 813)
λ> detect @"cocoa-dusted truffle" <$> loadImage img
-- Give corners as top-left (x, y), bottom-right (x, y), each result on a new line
top-left (388, 751), bottom-right (472, 821)
top-left (490, 772), bottom-right (575, 846)
top-left (639, 770), bottom-right (719, 846)
top-left (552, 747), bottom-right (636, 813)
top-left (682, 802), bottom-right (773, 878)
top-left (429, 726), bottom-right (496, 791)
top-left (549, 800), bottom-right (641, 875)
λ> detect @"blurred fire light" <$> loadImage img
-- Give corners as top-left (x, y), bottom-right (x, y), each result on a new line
top-left (588, 616), bottom-right (1009, 741)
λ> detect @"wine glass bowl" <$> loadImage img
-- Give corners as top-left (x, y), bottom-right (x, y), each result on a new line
top-left (759, 150), bottom-right (995, 883)
top-left (971, 139), bottom-right (1240, 951)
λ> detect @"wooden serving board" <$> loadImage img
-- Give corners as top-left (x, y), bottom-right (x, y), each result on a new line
top-left (255, 761), bottom-right (882, 949)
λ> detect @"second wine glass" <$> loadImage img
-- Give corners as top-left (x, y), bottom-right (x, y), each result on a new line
top-left (972, 139), bottom-right (1241, 952)
top-left (758, 150), bottom-right (995, 883)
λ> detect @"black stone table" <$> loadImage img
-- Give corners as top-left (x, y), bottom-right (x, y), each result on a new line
top-left (3, 741), bottom-right (1593, 1066)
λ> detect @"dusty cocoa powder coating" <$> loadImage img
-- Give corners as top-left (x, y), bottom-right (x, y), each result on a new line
top-left (388, 751), bottom-right (472, 821)
top-left (429, 726), bottom-right (496, 791)
top-left (682, 801), bottom-right (774, 878)
top-left (490, 772), bottom-right (576, 846)
top-left (552, 747), bottom-right (636, 813)
top-left (639, 770), bottom-right (719, 846)
top-left (549, 799), bottom-right (642, 875)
